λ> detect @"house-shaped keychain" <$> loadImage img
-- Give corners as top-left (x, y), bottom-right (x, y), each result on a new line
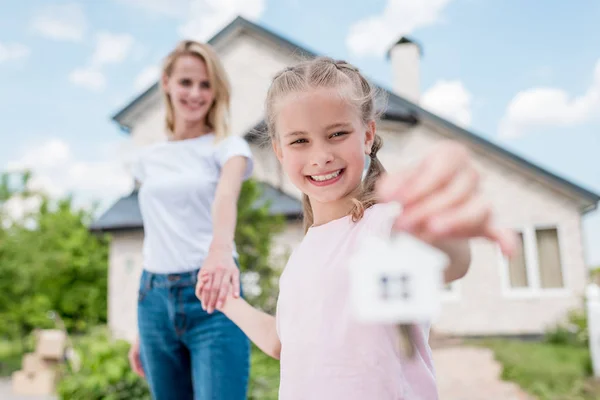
top-left (349, 226), bottom-right (449, 325)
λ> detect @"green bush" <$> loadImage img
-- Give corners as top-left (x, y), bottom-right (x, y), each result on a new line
top-left (545, 309), bottom-right (588, 348)
top-left (235, 179), bottom-right (286, 314)
top-left (0, 335), bottom-right (35, 376)
top-left (57, 328), bottom-right (150, 400)
top-left (248, 344), bottom-right (280, 400)
top-left (58, 328), bottom-right (280, 399)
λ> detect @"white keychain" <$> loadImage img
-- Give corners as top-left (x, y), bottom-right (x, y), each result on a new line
top-left (349, 163), bottom-right (449, 357)
top-left (349, 221), bottom-right (449, 324)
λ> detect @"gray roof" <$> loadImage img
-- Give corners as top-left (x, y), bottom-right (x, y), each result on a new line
top-left (90, 190), bottom-right (143, 232)
top-left (111, 16), bottom-right (599, 214)
top-left (90, 182), bottom-right (302, 232)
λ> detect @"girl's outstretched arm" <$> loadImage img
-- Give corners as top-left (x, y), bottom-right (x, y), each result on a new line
top-left (197, 274), bottom-right (281, 360)
top-left (431, 238), bottom-right (472, 283)
top-left (221, 297), bottom-right (281, 360)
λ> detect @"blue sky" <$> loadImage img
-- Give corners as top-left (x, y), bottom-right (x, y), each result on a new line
top-left (1, 0), bottom-right (599, 264)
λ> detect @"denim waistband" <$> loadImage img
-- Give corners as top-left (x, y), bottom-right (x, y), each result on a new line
top-left (141, 258), bottom-right (240, 290)
top-left (141, 269), bottom-right (199, 290)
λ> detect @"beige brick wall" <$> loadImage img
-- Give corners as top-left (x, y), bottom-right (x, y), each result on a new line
top-left (377, 122), bottom-right (587, 335)
top-left (108, 230), bottom-right (144, 342)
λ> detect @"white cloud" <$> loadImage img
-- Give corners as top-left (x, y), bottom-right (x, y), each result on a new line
top-left (116, 0), bottom-right (266, 38)
top-left (6, 139), bottom-right (133, 207)
top-left (179, 0), bottom-right (266, 41)
top-left (69, 67), bottom-right (106, 92)
top-left (115, 0), bottom-right (266, 42)
top-left (346, 0), bottom-right (454, 57)
top-left (134, 65), bottom-right (160, 90)
top-left (91, 32), bottom-right (135, 66)
top-left (421, 80), bottom-right (473, 127)
top-left (69, 32), bottom-right (135, 92)
top-left (7, 138), bottom-right (70, 171)
top-left (30, 3), bottom-right (87, 42)
top-left (499, 59), bottom-right (600, 139)
top-left (0, 42), bottom-right (31, 63)
top-left (116, 0), bottom-right (190, 18)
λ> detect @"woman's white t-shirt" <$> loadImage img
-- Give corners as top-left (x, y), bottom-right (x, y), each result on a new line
top-left (131, 133), bottom-right (254, 274)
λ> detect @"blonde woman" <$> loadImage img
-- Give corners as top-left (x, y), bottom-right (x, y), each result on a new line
top-left (128, 40), bottom-right (252, 399)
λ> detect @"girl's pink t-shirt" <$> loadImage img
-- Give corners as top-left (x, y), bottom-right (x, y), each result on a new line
top-left (275, 203), bottom-right (439, 400)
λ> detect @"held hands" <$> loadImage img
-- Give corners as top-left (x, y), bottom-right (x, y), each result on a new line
top-left (196, 272), bottom-right (233, 314)
top-left (195, 247), bottom-right (240, 313)
top-left (377, 140), bottom-right (517, 258)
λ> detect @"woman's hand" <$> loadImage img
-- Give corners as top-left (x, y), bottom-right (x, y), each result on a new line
top-left (128, 336), bottom-right (145, 378)
top-left (195, 247), bottom-right (240, 314)
top-left (377, 140), bottom-right (516, 258)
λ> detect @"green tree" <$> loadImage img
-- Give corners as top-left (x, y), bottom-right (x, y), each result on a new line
top-left (0, 171), bottom-right (109, 340)
top-left (235, 179), bottom-right (286, 313)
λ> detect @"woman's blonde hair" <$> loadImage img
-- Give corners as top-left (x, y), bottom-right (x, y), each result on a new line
top-left (161, 40), bottom-right (231, 140)
top-left (264, 57), bottom-right (386, 233)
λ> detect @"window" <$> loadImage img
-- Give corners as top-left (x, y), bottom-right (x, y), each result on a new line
top-left (536, 228), bottom-right (564, 289)
top-left (501, 226), bottom-right (565, 294)
top-left (508, 233), bottom-right (528, 288)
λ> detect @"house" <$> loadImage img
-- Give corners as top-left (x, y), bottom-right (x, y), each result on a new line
top-left (91, 16), bottom-right (599, 342)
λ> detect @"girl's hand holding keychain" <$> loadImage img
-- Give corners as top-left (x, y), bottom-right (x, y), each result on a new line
top-left (349, 140), bottom-right (517, 358)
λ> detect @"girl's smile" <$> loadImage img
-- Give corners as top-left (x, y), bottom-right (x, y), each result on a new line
top-left (307, 168), bottom-right (345, 186)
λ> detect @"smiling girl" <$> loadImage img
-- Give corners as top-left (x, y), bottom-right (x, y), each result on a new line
top-left (198, 57), bottom-right (516, 399)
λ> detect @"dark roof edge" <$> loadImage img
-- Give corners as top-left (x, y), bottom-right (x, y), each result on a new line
top-left (385, 36), bottom-right (424, 59)
top-left (89, 224), bottom-right (143, 233)
top-left (111, 82), bottom-right (159, 130)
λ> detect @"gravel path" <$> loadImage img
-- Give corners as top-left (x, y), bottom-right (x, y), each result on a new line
top-left (433, 346), bottom-right (535, 400)
top-left (0, 378), bottom-right (56, 400)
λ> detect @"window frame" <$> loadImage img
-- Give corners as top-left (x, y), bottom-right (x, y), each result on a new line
top-left (498, 224), bottom-right (569, 298)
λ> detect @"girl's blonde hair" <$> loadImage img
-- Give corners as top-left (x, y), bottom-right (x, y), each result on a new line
top-left (264, 57), bottom-right (386, 232)
top-left (161, 40), bottom-right (231, 140)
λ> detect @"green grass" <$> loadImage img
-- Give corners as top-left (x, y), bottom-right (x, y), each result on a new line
top-left (477, 339), bottom-right (600, 400)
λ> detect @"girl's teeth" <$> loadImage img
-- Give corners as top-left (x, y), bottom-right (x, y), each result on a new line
top-left (311, 170), bottom-right (341, 182)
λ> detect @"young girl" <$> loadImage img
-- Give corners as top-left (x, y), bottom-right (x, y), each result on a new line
top-left (197, 57), bottom-right (516, 399)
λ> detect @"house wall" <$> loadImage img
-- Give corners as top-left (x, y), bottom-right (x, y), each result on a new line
top-left (219, 32), bottom-right (299, 139)
top-left (107, 230), bottom-right (145, 343)
top-left (378, 122), bottom-right (587, 335)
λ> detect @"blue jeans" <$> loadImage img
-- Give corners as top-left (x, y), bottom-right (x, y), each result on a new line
top-left (137, 267), bottom-right (250, 400)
